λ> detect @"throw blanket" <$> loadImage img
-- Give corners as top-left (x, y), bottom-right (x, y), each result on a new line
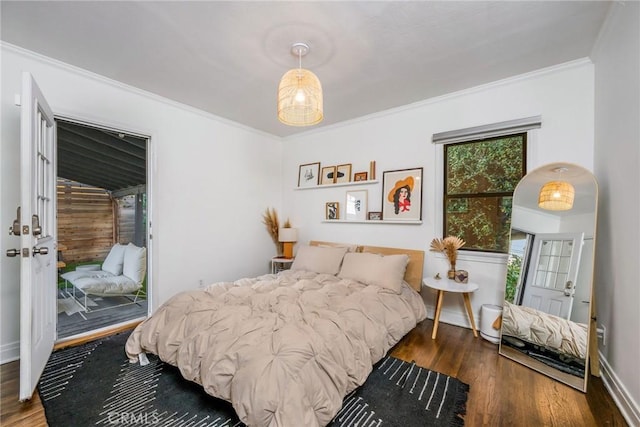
top-left (125, 270), bottom-right (426, 427)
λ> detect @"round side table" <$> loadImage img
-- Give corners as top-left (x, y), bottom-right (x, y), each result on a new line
top-left (423, 277), bottom-right (479, 339)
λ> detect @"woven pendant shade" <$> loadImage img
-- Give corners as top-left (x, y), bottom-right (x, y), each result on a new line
top-left (538, 181), bottom-right (575, 210)
top-left (277, 68), bottom-right (323, 126)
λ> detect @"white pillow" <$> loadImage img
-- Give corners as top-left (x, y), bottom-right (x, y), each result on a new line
top-left (338, 252), bottom-right (409, 294)
top-left (101, 244), bottom-right (127, 276)
top-left (290, 245), bottom-right (349, 275)
top-left (122, 243), bottom-right (147, 284)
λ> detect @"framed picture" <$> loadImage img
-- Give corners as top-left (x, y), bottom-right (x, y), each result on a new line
top-left (325, 202), bottom-right (339, 220)
top-left (336, 164), bottom-right (352, 184)
top-left (321, 166), bottom-right (337, 185)
top-left (345, 190), bottom-right (368, 221)
top-left (298, 162), bottom-right (320, 188)
top-left (382, 167), bottom-right (423, 221)
top-left (354, 171), bottom-right (368, 182)
top-left (367, 211), bottom-right (382, 220)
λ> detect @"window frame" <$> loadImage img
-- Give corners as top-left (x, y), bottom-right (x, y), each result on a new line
top-left (442, 132), bottom-right (527, 254)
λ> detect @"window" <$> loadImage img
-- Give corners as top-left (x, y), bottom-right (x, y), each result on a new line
top-left (444, 133), bottom-right (526, 253)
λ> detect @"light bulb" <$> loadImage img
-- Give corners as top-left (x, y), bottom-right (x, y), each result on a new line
top-left (295, 89), bottom-right (306, 104)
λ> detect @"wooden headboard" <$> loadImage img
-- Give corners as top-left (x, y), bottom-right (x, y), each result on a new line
top-left (309, 241), bottom-right (424, 292)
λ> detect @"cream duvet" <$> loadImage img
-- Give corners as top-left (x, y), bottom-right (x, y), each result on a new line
top-left (125, 269), bottom-right (426, 427)
top-left (501, 301), bottom-right (587, 359)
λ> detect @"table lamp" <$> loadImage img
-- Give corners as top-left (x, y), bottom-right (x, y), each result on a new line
top-left (278, 228), bottom-right (298, 259)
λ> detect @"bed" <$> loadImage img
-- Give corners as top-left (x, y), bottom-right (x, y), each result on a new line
top-left (125, 241), bottom-right (426, 426)
top-left (500, 301), bottom-right (587, 377)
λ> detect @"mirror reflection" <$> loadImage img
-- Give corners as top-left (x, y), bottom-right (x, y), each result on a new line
top-left (499, 162), bottom-right (597, 392)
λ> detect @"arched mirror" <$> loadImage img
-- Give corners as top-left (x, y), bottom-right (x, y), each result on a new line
top-left (499, 162), bottom-right (597, 392)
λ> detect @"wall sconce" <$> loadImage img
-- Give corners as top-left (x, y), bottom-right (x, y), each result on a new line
top-left (278, 228), bottom-right (298, 259)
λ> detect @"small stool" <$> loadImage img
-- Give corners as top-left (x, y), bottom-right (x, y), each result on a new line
top-left (423, 277), bottom-right (479, 339)
top-left (480, 304), bottom-right (503, 344)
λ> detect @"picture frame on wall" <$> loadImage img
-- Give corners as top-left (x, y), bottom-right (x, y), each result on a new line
top-left (325, 202), bottom-right (339, 220)
top-left (298, 162), bottom-right (320, 188)
top-left (382, 167), bottom-right (423, 221)
top-left (336, 164), bottom-right (352, 184)
top-left (367, 211), bottom-right (382, 220)
top-left (321, 166), bottom-right (337, 185)
top-left (354, 172), bottom-right (368, 182)
top-left (345, 190), bottom-right (368, 221)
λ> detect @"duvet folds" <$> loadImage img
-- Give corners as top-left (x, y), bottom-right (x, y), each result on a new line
top-left (125, 269), bottom-right (426, 426)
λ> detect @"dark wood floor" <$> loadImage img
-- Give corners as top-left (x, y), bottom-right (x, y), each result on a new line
top-left (390, 320), bottom-right (628, 426)
top-left (1, 320), bottom-right (628, 426)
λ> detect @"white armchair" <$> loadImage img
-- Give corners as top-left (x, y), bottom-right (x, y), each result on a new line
top-left (61, 243), bottom-right (147, 312)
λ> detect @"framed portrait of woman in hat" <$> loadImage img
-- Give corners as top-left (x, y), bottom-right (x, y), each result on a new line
top-left (382, 167), bottom-right (423, 221)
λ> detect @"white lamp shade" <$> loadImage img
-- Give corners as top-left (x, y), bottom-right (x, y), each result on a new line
top-left (278, 228), bottom-right (298, 242)
top-left (538, 181), bottom-right (575, 211)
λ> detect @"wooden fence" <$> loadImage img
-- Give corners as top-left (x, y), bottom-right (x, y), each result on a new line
top-left (116, 195), bottom-right (136, 245)
top-left (57, 179), bottom-right (115, 264)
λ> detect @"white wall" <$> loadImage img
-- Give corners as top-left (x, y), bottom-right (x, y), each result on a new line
top-left (592, 2), bottom-right (640, 424)
top-left (512, 206), bottom-right (562, 234)
top-left (0, 44), bottom-right (282, 362)
top-left (2, 19), bottom-right (636, 421)
top-left (283, 60), bottom-right (596, 331)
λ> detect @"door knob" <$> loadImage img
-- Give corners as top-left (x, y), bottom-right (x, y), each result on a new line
top-left (32, 247), bottom-right (48, 256)
top-left (6, 249), bottom-right (20, 257)
top-left (563, 280), bottom-right (574, 296)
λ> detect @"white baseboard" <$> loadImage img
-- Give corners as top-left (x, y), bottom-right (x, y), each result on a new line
top-left (0, 340), bottom-right (20, 364)
top-left (599, 351), bottom-right (640, 426)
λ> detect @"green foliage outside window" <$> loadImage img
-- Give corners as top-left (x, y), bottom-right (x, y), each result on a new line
top-left (444, 134), bottom-right (526, 253)
top-left (505, 253), bottom-right (522, 303)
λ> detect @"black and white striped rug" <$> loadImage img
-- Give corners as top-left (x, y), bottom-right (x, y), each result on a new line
top-left (38, 332), bottom-right (468, 427)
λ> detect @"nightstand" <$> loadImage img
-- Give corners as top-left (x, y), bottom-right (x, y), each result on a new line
top-left (271, 257), bottom-right (294, 274)
top-left (423, 277), bottom-right (479, 339)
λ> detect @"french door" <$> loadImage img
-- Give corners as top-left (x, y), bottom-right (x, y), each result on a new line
top-left (521, 232), bottom-right (584, 319)
top-left (18, 72), bottom-right (57, 401)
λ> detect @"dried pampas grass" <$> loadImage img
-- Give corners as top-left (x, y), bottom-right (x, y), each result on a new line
top-left (430, 236), bottom-right (466, 267)
top-left (262, 208), bottom-right (291, 255)
top-left (262, 208), bottom-right (280, 245)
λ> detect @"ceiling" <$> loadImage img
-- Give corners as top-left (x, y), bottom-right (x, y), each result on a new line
top-left (57, 120), bottom-right (147, 192)
top-left (515, 162), bottom-right (597, 217)
top-left (1, 1), bottom-right (611, 138)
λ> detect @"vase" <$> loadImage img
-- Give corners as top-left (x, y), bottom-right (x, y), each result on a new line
top-left (447, 266), bottom-right (456, 279)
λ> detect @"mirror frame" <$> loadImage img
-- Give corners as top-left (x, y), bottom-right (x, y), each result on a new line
top-left (498, 162), bottom-right (598, 392)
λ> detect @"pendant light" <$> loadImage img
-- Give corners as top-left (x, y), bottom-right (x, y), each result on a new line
top-left (538, 167), bottom-right (575, 211)
top-left (277, 43), bottom-right (323, 126)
